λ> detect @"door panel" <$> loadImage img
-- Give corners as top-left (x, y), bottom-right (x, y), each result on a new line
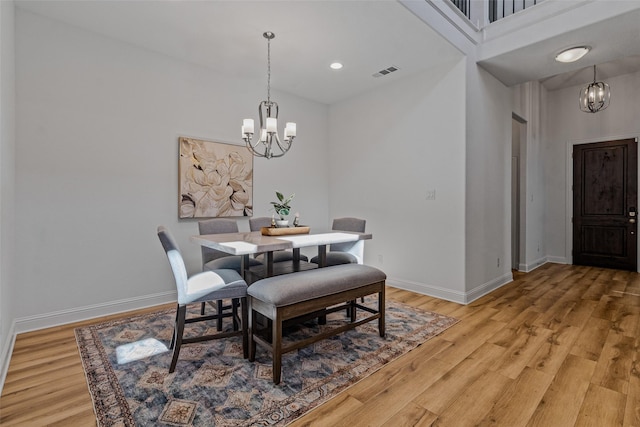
top-left (573, 138), bottom-right (637, 271)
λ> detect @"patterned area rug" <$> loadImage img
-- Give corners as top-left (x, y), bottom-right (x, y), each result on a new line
top-left (75, 299), bottom-right (457, 426)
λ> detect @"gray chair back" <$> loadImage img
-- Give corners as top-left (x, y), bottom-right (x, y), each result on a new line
top-left (249, 217), bottom-right (272, 231)
top-left (157, 226), bottom-right (189, 304)
top-left (198, 219), bottom-right (239, 266)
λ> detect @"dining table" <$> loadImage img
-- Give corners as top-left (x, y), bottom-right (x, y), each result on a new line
top-left (190, 230), bottom-right (372, 282)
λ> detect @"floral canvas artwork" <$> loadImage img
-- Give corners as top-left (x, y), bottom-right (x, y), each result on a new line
top-left (179, 137), bottom-right (253, 218)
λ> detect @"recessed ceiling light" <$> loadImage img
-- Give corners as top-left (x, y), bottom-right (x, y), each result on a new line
top-left (555, 46), bottom-right (591, 63)
top-left (330, 62), bottom-right (343, 70)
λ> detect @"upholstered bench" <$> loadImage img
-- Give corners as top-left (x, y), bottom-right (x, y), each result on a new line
top-left (247, 264), bottom-right (386, 384)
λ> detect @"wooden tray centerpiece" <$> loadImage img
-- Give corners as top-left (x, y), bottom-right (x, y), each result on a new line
top-left (261, 226), bottom-right (310, 236)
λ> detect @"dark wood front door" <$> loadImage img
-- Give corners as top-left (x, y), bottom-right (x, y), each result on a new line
top-left (573, 138), bottom-right (638, 271)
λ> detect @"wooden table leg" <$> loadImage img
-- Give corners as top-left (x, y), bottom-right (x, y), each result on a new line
top-left (293, 248), bottom-right (301, 271)
top-left (317, 244), bottom-right (328, 325)
top-left (241, 254), bottom-right (250, 281)
top-left (266, 251), bottom-right (274, 277)
top-left (317, 245), bottom-right (327, 267)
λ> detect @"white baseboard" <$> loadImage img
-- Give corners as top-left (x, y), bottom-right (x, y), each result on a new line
top-left (14, 290), bottom-right (177, 335)
top-left (518, 256), bottom-right (548, 273)
top-left (388, 278), bottom-right (467, 304)
top-left (0, 320), bottom-right (17, 395)
top-left (546, 256), bottom-right (568, 264)
top-left (464, 271), bottom-right (513, 303)
top-left (388, 271), bottom-right (513, 305)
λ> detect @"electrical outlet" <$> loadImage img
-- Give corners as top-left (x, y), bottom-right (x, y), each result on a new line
top-left (378, 254), bottom-right (383, 264)
top-left (426, 189), bottom-right (436, 200)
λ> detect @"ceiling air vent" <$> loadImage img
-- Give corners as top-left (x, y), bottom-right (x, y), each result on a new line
top-left (373, 65), bottom-right (400, 78)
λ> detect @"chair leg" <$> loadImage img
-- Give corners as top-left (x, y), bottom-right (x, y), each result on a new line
top-left (232, 298), bottom-right (240, 331)
top-left (241, 297), bottom-right (249, 359)
top-left (378, 287), bottom-right (386, 338)
top-left (248, 298), bottom-right (256, 362)
top-left (200, 302), bottom-right (206, 315)
top-left (169, 304), bottom-right (187, 373)
top-left (169, 303), bottom-right (179, 350)
top-left (217, 300), bottom-right (224, 331)
top-left (272, 309), bottom-right (283, 384)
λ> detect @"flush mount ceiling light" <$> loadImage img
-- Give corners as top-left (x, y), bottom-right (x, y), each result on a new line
top-left (579, 65), bottom-right (610, 113)
top-left (242, 31), bottom-right (296, 159)
top-left (555, 46), bottom-right (590, 63)
top-left (330, 62), bottom-right (343, 70)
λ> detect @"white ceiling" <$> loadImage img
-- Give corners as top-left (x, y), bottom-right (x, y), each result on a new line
top-left (477, 3), bottom-right (640, 91)
top-left (539, 55), bottom-right (640, 91)
top-left (15, 0), bottom-right (463, 105)
top-left (14, 0), bottom-right (640, 103)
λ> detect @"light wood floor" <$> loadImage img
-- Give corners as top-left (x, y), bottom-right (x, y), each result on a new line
top-left (2, 263), bottom-right (639, 426)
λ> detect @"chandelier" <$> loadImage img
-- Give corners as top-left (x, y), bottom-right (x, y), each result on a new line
top-left (242, 31), bottom-right (296, 159)
top-left (579, 65), bottom-right (610, 113)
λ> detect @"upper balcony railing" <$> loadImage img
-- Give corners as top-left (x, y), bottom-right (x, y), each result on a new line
top-left (489, 0), bottom-right (542, 23)
top-left (450, 0), bottom-right (544, 26)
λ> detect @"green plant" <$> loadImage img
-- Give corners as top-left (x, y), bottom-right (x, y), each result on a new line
top-left (270, 191), bottom-right (294, 220)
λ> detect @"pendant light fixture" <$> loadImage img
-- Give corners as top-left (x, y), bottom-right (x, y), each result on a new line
top-left (579, 65), bottom-right (610, 113)
top-left (242, 31), bottom-right (296, 159)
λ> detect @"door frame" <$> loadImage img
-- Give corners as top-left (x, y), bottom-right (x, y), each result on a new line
top-left (512, 114), bottom-right (527, 271)
top-left (565, 134), bottom-right (640, 270)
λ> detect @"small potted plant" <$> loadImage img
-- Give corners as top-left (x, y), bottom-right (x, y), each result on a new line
top-left (271, 191), bottom-right (294, 227)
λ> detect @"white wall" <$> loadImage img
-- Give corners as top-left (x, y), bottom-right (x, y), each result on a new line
top-left (14, 10), bottom-right (329, 331)
top-left (0, 0), bottom-right (16, 390)
top-left (512, 81), bottom-right (547, 270)
top-left (545, 70), bottom-right (640, 264)
top-left (328, 59), bottom-right (468, 302)
top-left (404, 0), bottom-right (515, 301)
top-left (464, 62), bottom-right (513, 299)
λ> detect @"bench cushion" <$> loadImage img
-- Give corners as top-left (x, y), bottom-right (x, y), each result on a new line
top-left (247, 264), bottom-right (386, 307)
top-left (310, 251), bottom-right (358, 266)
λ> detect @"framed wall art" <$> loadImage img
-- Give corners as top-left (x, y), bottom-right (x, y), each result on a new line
top-left (178, 137), bottom-right (253, 218)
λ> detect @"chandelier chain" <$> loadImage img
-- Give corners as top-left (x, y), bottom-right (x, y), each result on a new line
top-left (267, 35), bottom-right (271, 103)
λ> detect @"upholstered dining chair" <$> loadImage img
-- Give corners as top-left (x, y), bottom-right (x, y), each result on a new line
top-left (248, 216), bottom-right (309, 263)
top-left (198, 218), bottom-right (262, 327)
top-left (157, 226), bottom-right (248, 373)
top-left (310, 217), bottom-right (366, 266)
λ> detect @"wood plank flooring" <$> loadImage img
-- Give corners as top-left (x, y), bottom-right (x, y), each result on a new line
top-left (2, 263), bottom-right (640, 426)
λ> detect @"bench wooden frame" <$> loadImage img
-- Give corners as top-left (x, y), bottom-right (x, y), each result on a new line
top-left (248, 276), bottom-right (385, 384)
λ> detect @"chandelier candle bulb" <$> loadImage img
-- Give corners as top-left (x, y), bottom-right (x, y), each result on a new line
top-left (285, 123), bottom-right (296, 137)
top-left (267, 117), bottom-right (277, 133)
top-left (243, 119), bottom-right (254, 135)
